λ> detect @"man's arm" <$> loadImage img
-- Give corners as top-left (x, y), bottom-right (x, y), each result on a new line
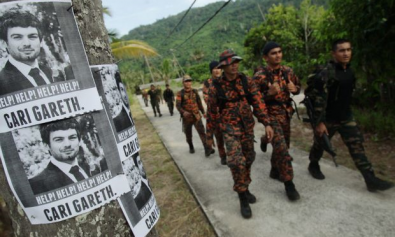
top-left (162, 90), bottom-right (167, 102)
top-left (206, 85), bottom-right (219, 146)
top-left (252, 71), bottom-right (270, 98)
top-left (202, 80), bottom-right (209, 105)
top-left (175, 91), bottom-right (184, 114)
top-left (287, 68), bottom-right (301, 95)
top-left (247, 77), bottom-right (274, 141)
top-left (305, 70), bottom-right (327, 126)
top-left (247, 77), bottom-right (270, 126)
top-left (195, 90), bottom-right (205, 114)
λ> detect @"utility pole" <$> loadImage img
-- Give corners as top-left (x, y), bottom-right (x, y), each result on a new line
top-left (143, 55), bottom-right (155, 83)
top-left (257, 3), bottom-right (266, 22)
top-left (170, 49), bottom-right (185, 76)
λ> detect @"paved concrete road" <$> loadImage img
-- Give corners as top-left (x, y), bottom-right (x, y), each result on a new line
top-left (138, 95), bottom-right (395, 237)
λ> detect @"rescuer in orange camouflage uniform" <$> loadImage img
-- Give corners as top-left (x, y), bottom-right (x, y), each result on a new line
top-left (206, 50), bottom-right (274, 219)
top-left (202, 61), bottom-right (227, 164)
top-left (176, 75), bottom-right (213, 155)
top-left (253, 42), bottom-right (301, 201)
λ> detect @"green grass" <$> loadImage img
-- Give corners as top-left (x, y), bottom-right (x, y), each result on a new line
top-left (353, 108), bottom-right (395, 139)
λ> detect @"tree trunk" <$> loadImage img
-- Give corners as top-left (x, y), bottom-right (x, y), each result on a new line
top-left (143, 55), bottom-right (155, 83)
top-left (0, 0), bottom-right (158, 236)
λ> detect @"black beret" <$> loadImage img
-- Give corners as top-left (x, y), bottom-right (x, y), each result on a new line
top-left (209, 61), bottom-right (219, 73)
top-left (262, 41), bottom-right (281, 55)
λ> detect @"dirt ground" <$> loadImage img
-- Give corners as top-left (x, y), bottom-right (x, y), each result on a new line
top-left (290, 112), bottom-right (395, 183)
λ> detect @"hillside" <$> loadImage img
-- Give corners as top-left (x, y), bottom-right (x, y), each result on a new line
top-left (122, 0), bottom-right (327, 67)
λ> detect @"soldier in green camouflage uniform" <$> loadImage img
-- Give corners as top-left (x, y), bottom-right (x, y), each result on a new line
top-left (147, 84), bottom-right (162, 117)
top-left (305, 39), bottom-right (393, 192)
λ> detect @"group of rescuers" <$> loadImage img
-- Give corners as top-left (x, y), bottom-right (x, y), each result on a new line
top-left (143, 39), bottom-right (393, 219)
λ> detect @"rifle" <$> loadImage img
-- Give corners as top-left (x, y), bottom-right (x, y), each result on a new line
top-left (301, 96), bottom-right (338, 167)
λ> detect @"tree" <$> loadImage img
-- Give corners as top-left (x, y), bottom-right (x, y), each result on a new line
top-left (0, 0), bottom-right (158, 236)
top-left (243, 0), bottom-right (326, 79)
top-left (159, 58), bottom-right (172, 84)
top-left (318, 0), bottom-right (395, 106)
top-left (190, 49), bottom-right (205, 62)
top-left (111, 40), bottom-right (159, 60)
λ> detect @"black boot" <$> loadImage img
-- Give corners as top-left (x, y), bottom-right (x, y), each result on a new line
top-left (284, 181), bottom-right (300, 201)
top-left (159, 113), bottom-right (162, 117)
top-left (238, 192), bottom-right (252, 218)
top-left (188, 142), bottom-right (195, 154)
top-left (204, 146), bottom-right (215, 157)
top-left (260, 136), bottom-right (267, 152)
top-left (245, 190), bottom-right (256, 204)
top-left (154, 112), bottom-right (157, 117)
top-left (220, 155), bottom-right (227, 165)
top-left (308, 161), bottom-right (325, 180)
top-left (362, 170), bottom-right (394, 192)
top-left (269, 167), bottom-right (280, 181)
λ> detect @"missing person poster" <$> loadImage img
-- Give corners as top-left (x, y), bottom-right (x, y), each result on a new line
top-left (119, 152), bottom-right (160, 237)
top-left (0, 1), bottom-right (159, 233)
top-left (90, 64), bottom-right (139, 159)
top-left (0, 113), bottom-right (131, 224)
top-left (91, 65), bottom-right (159, 237)
top-left (0, 0), bottom-right (102, 133)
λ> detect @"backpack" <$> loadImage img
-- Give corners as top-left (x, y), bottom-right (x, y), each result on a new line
top-left (256, 66), bottom-right (300, 119)
top-left (256, 66), bottom-right (292, 107)
top-left (180, 88), bottom-right (201, 107)
top-left (212, 73), bottom-right (253, 113)
top-left (259, 67), bottom-right (289, 85)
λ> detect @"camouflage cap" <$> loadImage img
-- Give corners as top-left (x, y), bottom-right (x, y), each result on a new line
top-left (218, 49), bottom-right (242, 68)
top-left (182, 74), bottom-right (193, 82)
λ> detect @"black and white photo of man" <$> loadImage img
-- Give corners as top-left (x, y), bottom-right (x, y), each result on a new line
top-left (123, 154), bottom-right (152, 211)
top-left (28, 118), bottom-right (107, 195)
top-left (98, 65), bottom-right (134, 133)
top-left (133, 153), bottom-right (147, 180)
top-left (114, 71), bottom-right (134, 130)
top-left (0, 7), bottom-right (74, 95)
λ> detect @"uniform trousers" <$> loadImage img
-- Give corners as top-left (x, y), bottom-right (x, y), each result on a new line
top-left (309, 118), bottom-right (372, 171)
top-left (223, 132), bottom-right (255, 193)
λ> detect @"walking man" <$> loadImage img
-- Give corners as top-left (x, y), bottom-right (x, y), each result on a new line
top-left (176, 75), bottom-right (212, 155)
top-left (305, 39), bottom-right (393, 192)
top-left (163, 84), bottom-right (175, 116)
top-left (206, 50), bottom-right (274, 218)
top-left (142, 89), bottom-right (149, 107)
top-left (202, 61), bottom-right (227, 164)
top-left (147, 84), bottom-right (162, 117)
top-left (253, 41), bottom-right (301, 201)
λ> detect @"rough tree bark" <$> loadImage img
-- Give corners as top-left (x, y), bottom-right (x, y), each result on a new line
top-left (0, 0), bottom-right (159, 236)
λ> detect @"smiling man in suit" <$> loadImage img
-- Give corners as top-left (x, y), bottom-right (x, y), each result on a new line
top-left (29, 118), bottom-right (107, 195)
top-left (0, 11), bottom-right (67, 95)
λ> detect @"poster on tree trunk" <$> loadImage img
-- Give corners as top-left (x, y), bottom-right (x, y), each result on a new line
top-left (0, 0), bottom-right (102, 133)
top-left (0, 112), bottom-right (131, 224)
top-left (0, 0), bottom-right (160, 234)
top-left (91, 64), bottom-right (160, 237)
top-left (0, 0), bottom-right (131, 225)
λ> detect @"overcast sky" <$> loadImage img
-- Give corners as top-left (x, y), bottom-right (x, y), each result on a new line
top-left (102, 0), bottom-right (223, 36)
